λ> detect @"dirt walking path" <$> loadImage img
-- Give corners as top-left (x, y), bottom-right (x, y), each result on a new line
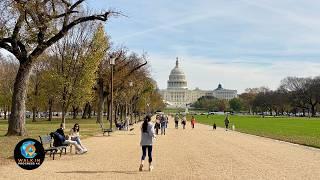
top-left (1, 116), bottom-right (320, 180)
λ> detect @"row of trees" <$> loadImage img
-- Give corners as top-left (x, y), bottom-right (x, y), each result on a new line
top-left (0, 0), bottom-right (164, 136)
top-left (0, 22), bottom-right (165, 124)
top-left (192, 76), bottom-right (320, 117)
top-left (240, 77), bottom-right (320, 117)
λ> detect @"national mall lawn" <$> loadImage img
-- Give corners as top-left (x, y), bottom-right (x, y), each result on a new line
top-left (188, 115), bottom-right (320, 148)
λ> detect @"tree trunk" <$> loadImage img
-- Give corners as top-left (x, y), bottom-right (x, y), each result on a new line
top-left (61, 86), bottom-right (67, 126)
top-left (311, 104), bottom-right (316, 117)
top-left (4, 110), bottom-right (7, 120)
top-left (32, 107), bottom-right (37, 122)
top-left (72, 106), bottom-right (78, 119)
top-left (114, 104), bottom-right (119, 125)
top-left (48, 98), bottom-right (53, 121)
top-left (7, 61), bottom-right (33, 136)
top-left (82, 102), bottom-right (89, 119)
top-left (130, 103), bottom-right (133, 124)
top-left (88, 104), bottom-right (92, 118)
top-left (62, 102), bottom-right (66, 126)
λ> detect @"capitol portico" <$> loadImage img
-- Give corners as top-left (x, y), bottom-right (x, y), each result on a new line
top-left (159, 57), bottom-right (238, 108)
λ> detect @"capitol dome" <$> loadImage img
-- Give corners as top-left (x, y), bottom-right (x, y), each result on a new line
top-left (167, 57), bottom-right (188, 89)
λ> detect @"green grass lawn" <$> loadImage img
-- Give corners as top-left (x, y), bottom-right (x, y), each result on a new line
top-left (0, 118), bottom-right (108, 159)
top-left (188, 115), bottom-right (320, 148)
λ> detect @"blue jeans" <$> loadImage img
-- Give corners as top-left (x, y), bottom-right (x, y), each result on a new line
top-left (141, 145), bottom-right (153, 163)
top-left (71, 136), bottom-right (82, 146)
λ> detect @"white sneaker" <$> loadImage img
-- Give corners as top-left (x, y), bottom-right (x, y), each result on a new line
top-left (149, 165), bottom-right (153, 172)
top-left (76, 150), bottom-right (85, 154)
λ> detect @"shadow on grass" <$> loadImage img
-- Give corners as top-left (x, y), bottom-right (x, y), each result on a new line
top-left (56, 170), bottom-right (138, 175)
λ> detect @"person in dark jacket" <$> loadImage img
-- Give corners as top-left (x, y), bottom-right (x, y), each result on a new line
top-left (55, 123), bottom-right (86, 154)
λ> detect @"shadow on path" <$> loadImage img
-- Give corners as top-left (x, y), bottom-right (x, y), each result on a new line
top-left (56, 170), bottom-right (139, 175)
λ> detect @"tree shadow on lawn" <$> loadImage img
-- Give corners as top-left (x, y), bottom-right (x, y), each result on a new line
top-left (56, 170), bottom-right (138, 175)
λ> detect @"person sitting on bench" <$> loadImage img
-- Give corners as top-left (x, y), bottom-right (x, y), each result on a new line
top-left (69, 123), bottom-right (87, 152)
top-left (55, 123), bottom-right (86, 154)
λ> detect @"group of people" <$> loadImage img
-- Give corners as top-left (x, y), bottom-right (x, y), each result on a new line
top-left (174, 114), bottom-right (196, 129)
top-left (139, 113), bottom-right (233, 172)
top-left (52, 123), bottom-right (88, 155)
top-left (139, 113), bottom-right (199, 172)
top-left (154, 114), bottom-right (168, 135)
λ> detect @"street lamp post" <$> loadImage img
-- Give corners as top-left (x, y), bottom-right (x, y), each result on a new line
top-left (109, 57), bottom-right (115, 129)
top-left (129, 81), bottom-right (133, 123)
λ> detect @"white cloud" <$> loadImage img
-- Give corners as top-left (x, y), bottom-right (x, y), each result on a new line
top-left (148, 53), bottom-right (320, 93)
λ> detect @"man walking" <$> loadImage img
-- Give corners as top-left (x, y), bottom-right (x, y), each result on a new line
top-left (224, 114), bottom-right (230, 131)
top-left (160, 115), bottom-right (166, 135)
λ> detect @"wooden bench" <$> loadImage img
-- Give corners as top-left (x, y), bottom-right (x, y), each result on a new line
top-left (39, 135), bottom-right (67, 160)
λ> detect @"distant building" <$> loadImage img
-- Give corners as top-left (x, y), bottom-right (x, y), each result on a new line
top-left (159, 58), bottom-right (238, 108)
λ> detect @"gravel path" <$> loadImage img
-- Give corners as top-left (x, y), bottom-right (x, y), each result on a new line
top-left (1, 116), bottom-right (320, 180)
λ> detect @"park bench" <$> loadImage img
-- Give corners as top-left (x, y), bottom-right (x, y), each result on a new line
top-left (98, 123), bottom-right (113, 136)
top-left (39, 135), bottom-right (67, 160)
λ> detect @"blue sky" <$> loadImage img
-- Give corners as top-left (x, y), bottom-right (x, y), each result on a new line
top-left (3, 0), bottom-right (320, 93)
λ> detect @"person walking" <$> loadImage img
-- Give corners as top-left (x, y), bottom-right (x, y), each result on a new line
top-left (181, 116), bottom-right (186, 129)
top-left (139, 115), bottom-right (156, 172)
top-left (213, 122), bottom-right (217, 130)
top-left (160, 115), bottom-right (166, 135)
top-left (190, 116), bottom-right (196, 129)
top-left (165, 115), bottom-right (169, 128)
top-left (224, 114), bottom-right (230, 131)
top-left (174, 114), bottom-right (179, 129)
top-left (154, 115), bottom-right (161, 135)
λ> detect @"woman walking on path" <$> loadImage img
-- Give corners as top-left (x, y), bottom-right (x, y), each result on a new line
top-left (191, 116), bottom-right (196, 129)
top-left (139, 115), bottom-right (156, 172)
top-left (224, 114), bottom-right (230, 131)
top-left (181, 116), bottom-right (186, 129)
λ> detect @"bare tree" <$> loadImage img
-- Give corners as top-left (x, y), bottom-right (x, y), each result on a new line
top-left (0, 55), bottom-right (18, 119)
top-left (0, 0), bottom-right (120, 135)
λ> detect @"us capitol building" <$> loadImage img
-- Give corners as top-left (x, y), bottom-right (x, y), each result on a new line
top-left (159, 58), bottom-right (238, 108)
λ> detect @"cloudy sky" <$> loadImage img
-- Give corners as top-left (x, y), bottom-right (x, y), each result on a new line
top-left (3, 0), bottom-right (320, 93)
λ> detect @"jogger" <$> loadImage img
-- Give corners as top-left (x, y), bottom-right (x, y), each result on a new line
top-left (139, 115), bottom-right (156, 172)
